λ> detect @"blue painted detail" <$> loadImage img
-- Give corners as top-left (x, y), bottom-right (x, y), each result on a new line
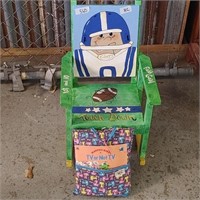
top-left (126, 47), bottom-right (136, 76)
top-left (118, 184), bottom-right (124, 191)
top-left (107, 181), bottom-right (115, 187)
top-left (79, 49), bottom-right (90, 77)
top-left (122, 47), bottom-right (131, 77)
top-left (74, 50), bottom-right (84, 77)
top-left (81, 132), bottom-right (89, 138)
top-left (99, 66), bottom-right (116, 77)
top-left (76, 164), bottom-right (130, 173)
top-left (72, 106), bottom-right (142, 114)
top-left (99, 171), bottom-right (105, 177)
top-left (91, 128), bottom-right (100, 139)
top-left (92, 138), bottom-right (98, 145)
top-left (107, 127), bottom-right (117, 142)
top-left (119, 137), bottom-right (125, 144)
top-left (73, 188), bottom-right (79, 195)
top-left (92, 187), bottom-right (98, 193)
top-left (81, 180), bottom-right (89, 186)
top-left (81, 13), bottom-right (102, 46)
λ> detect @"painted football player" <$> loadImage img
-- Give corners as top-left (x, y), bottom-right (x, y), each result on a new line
top-left (74, 11), bottom-right (137, 77)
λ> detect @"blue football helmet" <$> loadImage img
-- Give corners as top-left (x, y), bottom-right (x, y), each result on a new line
top-left (80, 11), bottom-right (131, 48)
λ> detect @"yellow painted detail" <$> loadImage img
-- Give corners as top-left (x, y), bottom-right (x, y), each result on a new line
top-left (107, 190), bottom-right (113, 196)
top-left (74, 131), bottom-right (78, 138)
top-left (125, 176), bottom-right (129, 182)
top-left (99, 181), bottom-right (104, 188)
top-left (66, 160), bottom-right (73, 168)
top-left (81, 188), bottom-right (86, 194)
top-left (90, 175), bottom-right (97, 181)
top-left (125, 129), bottom-right (130, 136)
top-left (136, 134), bottom-right (142, 153)
top-left (140, 158), bottom-right (146, 166)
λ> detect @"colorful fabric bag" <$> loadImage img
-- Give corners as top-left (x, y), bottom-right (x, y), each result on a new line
top-left (73, 127), bottom-right (134, 197)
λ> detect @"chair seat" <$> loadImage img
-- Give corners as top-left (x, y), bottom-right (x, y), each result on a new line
top-left (73, 83), bottom-right (141, 106)
top-left (71, 83), bottom-right (144, 131)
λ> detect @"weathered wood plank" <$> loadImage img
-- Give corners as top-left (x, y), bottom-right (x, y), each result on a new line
top-left (140, 44), bottom-right (188, 53)
top-left (0, 44), bottom-right (188, 57)
top-left (178, 0), bottom-right (190, 44)
top-left (0, 47), bottom-right (70, 57)
top-left (0, 1), bottom-right (10, 48)
top-left (155, 1), bottom-right (169, 44)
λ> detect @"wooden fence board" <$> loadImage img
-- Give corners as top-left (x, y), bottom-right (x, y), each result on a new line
top-left (0, 44), bottom-right (188, 57)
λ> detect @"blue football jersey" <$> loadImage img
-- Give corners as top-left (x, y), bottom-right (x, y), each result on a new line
top-left (74, 46), bottom-right (137, 77)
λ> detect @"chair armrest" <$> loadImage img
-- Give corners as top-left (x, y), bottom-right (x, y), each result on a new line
top-left (60, 51), bottom-right (73, 108)
top-left (138, 53), bottom-right (161, 105)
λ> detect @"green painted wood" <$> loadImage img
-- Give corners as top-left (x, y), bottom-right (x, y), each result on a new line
top-left (131, 0), bottom-right (142, 83)
top-left (72, 112), bottom-right (144, 130)
top-left (136, 67), bottom-right (144, 102)
top-left (73, 83), bottom-right (141, 107)
top-left (137, 0), bottom-right (142, 49)
top-left (135, 0), bottom-right (142, 6)
top-left (71, 0), bottom-right (76, 5)
top-left (60, 52), bottom-right (73, 108)
top-left (60, 51), bottom-right (74, 161)
top-left (138, 53), bottom-right (161, 105)
top-left (66, 109), bottom-right (73, 161)
top-left (70, 0), bottom-right (76, 52)
top-left (140, 133), bottom-right (149, 159)
top-left (140, 100), bottom-right (153, 158)
top-left (144, 100), bottom-right (153, 127)
top-left (72, 122), bottom-right (145, 134)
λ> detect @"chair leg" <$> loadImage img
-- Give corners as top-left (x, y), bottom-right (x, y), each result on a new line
top-left (66, 110), bottom-right (73, 168)
top-left (66, 160), bottom-right (73, 168)
top-left (136, 134), bottom-right (142, 154)
top-left (140, 101), bottom-right (153, 166)
top-left (139, 132), bottom-right (150, 166)
top-left (140, 157), bottom-right (146, 166)
top-left (136, 134), bottom-right (146, 165)
top-left (66, 126), bottom-right (73, 168)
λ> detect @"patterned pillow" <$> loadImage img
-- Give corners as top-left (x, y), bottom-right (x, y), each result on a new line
top-left (73, 128), bottom-right (134, 197)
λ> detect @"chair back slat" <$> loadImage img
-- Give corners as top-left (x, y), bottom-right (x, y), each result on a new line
top-left (71, 1), bottom-right (141, 78)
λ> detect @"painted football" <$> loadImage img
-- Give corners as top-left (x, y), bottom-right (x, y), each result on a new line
top-left (92, 88), bottom-right (117, 102)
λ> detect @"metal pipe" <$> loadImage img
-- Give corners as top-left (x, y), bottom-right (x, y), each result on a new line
top-left (1, 71), bottom-right (61, 81)
top-left (154, 66), bottom-right (194, 77)
top-left (0, 61), bottom-right (194, 83)
top-left (1, 67), bottom-right (194, 80)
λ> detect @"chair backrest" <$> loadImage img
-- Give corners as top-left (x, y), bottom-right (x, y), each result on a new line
top-left (71, 0), bottom-right (141, 78)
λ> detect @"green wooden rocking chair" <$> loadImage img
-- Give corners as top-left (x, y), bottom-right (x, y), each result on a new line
top-left (60, 0), bottom-right (161, 168)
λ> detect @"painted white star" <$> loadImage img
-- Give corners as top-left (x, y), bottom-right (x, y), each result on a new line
top-left (116, 107), bottom-right (124, 113)
top-left (85, 108), bottom-right (91, 112)
top-left (125, 107), bottom-right (131, 112)
top-left (92, 107), bottom-right (100, 113)
top-left (102, 107), bottom-right (113, 113)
